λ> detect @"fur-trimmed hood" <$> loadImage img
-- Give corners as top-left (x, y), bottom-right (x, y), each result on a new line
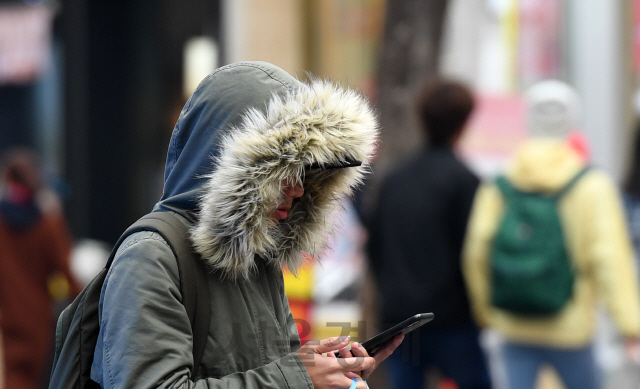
top-left (155, 62), bottom-right (378, 279)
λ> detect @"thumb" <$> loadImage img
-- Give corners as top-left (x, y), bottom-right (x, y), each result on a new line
top-left (311, 336), bottom-right (351, 354)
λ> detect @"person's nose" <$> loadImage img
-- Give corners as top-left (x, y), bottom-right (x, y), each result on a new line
top-left (285, 181), bottom-right (304, 199)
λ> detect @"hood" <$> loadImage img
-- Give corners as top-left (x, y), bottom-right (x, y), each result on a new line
top-left (156, 61), bottom-right (378, 279)
top-left (505, 138), bottom-right (584, 193)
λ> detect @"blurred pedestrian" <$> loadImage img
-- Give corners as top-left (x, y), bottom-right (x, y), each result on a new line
top-left (365, 78), bottom-right (492, 389)
top-left (0, 147), bottom-right (80, 389)
top-left (621, 111), bottom-right (640, 387)
top-left (463, 80), bottom-right (640, 389)
top-left (623, 98), bottom-right (640, 280)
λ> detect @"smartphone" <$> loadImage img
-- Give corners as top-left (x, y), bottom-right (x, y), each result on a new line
top-left (335, 312), bottom-right (435, 357)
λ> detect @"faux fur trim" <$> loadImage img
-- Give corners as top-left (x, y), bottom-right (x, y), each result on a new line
top-left (191, 79), bottom-right (378, 279)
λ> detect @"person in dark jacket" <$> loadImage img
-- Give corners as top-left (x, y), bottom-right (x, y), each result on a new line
top-left (365, 79), bottom-right (491, 389)
top-left (89, 61), bottom-right (401, 389)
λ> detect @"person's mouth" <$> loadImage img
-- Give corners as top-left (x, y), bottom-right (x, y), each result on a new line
top-left (275, 205), bottom-right (291, 220)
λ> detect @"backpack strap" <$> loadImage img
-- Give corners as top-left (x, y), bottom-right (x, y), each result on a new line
top-left (495, 176), bottom-right (518, 200)
top-left (495, 166), bottom-right (591, 201)
top-left (553, 166), bottom-right (590, 199)
top-left (106, 212), bottom-right (211, 378)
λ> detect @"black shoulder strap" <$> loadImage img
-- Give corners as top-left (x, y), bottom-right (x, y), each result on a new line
top-left (107, 212), bottom-right (210, 378)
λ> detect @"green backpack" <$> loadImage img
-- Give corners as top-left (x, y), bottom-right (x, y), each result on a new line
top-left (490, 168), bottom-right (589, 315)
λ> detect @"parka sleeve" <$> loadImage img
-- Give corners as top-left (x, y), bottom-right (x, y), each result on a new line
top-left (91, 232), bottom-right (313, 389)
top-left (461, 183), bottom-right (504, 328)
top-left (578, 172), bottom-right (640, 338)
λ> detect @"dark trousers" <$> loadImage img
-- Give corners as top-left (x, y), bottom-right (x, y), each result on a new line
top-left (384, 323), bottom-right (492, 389)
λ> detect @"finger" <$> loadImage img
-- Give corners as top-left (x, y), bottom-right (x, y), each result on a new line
top-left (349, 343), bottom-right (373, 380)
top-left (336, 356), bottom-right (375, 372)
top-left (314, 336), bottom-right (351, 354)
top-left (346, 372), bottom-right (360, 380)
top-left (349, 342), bottom-right (369, 358)
top-left (371, 334), bottom-right (404, 362)
top-left (339, 346), bottom-right (352, 358)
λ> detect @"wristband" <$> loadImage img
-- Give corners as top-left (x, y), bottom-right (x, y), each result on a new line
top-left (348, 378), bottom-right (369, 389)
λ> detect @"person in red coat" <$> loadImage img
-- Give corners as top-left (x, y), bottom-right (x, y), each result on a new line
top-left (0, 148), bottom-right (80, 389)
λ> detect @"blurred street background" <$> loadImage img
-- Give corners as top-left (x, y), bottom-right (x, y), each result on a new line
top-left (1, 0), bottom-right (640, 388)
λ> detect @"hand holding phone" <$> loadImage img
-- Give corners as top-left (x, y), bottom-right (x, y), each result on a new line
top-left (335, 312), bottom-right (435, 357)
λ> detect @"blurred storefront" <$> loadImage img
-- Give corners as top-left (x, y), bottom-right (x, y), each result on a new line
top-left (1, 0), bottom-right (637, 256)
top-left (444, 0), bottom-right (637, 184)
top-left (0, 2), bottom-right (61, 183)
top-left (221, 0), bottom-right (383, 93)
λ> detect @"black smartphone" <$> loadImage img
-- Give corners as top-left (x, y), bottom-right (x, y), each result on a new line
top-left (335, 312), bottom-right (435, 357)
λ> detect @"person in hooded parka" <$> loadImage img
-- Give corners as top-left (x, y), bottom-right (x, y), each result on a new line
top-left (90, 61), bottom-right (399, 389)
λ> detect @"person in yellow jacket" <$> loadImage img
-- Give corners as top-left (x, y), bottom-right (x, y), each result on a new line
top-left (463, 80), bottom-right (640, 389)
